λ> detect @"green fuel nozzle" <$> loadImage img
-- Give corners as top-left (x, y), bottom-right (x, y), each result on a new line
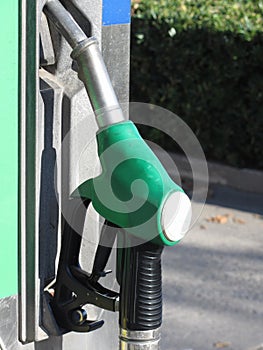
top-left (73, 120), bottom-right (191, 246)
top-left (44, 0), bottom-right (191, 247)
top-left (44, 1), bottom-right (191, 348)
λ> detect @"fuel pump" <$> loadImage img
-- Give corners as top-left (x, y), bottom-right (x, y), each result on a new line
top-left (43, 1), bottom-right (192, 349)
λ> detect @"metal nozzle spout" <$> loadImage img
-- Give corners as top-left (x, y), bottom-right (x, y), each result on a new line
top-left (44, 0), bottom-right (125, 128)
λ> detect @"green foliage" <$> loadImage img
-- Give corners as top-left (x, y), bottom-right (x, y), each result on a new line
top-left (130, 0), bottom-right (263, 169)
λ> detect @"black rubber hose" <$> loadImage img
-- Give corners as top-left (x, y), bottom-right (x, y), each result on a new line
top-left (118, 241), bottom-right (163, 331)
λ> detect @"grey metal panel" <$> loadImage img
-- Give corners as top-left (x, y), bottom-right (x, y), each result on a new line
top-left (19, 0), bottom-right (104, 344)
top-left (102, 24), bottom-right (131, 119)
top-left (16, 0), bottom-right (130, 349)
top-left (0, 296), bottom-right (18, 350)
top-left (19, 0), bottom-right (41, 343)
top-left (0, 296), bottom-right (63, 350)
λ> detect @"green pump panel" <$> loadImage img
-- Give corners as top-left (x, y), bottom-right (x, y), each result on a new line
top-left (0, 0), bottom-right (19, 300)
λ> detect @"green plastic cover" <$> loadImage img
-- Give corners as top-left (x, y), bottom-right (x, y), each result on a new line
top-left (74, 121), bottom-right (184, 246)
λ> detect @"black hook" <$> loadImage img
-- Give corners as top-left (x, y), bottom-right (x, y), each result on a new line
top-left (46, 199), bottom-right (118, 333)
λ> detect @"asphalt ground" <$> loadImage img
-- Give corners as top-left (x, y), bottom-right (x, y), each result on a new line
top-left (161, 184), bottom-right (263, 350)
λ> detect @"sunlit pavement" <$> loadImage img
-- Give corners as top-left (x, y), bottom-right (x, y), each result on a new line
top-left (162, 185), bottom-right (263, 350)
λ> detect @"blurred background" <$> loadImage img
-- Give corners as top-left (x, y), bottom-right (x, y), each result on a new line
top-left (130, 0), bottom-right (263, 170)
top-left (129, 1), bottom-right (263, 349)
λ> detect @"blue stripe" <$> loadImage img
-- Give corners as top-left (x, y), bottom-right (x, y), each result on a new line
top-left (103, 0), bottom-right (131, 26)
